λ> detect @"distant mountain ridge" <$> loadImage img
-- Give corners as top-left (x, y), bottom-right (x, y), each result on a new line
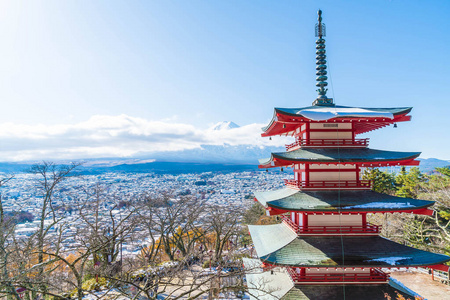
top-left (0, 147), bottom-right (448, 174)
top-left (145, 144), bottom-right (284, 164)
top-left (416, 158), bottom-right (450, 173)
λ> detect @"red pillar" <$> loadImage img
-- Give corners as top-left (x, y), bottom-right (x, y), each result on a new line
top-left (305, 123), bottom-right (310, 143)
top-left (356, 165), bottom-right (361, 183)
top-left (305, 164), bottom-right (310, 187)
top-left (352, 124), bottom-right (356, 142)
top-left (303, 214), bottom-right (308, 228)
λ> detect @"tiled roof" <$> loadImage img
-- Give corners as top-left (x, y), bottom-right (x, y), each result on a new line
top-left (259, 148), bottom-right (420, 166)
top-left (248, 224), bottom-right (297, 257)
top-left (254, 188), bottom-right (434, 212)
top-left (249, 223), bottom-right (450, 268)
top-left (262, 106), bottom-right (412, 135)
top-left (282, 283), bottom-right (417, 300)
top-left (243, 258), bottom-right (419, 300)
top-left (275, 105), bottom-right (412, 118)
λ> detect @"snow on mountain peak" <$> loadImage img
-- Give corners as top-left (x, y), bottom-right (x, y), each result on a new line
top-left (211, 121), bottom-right (240, 131)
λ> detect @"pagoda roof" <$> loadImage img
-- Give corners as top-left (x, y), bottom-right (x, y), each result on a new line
top-left (259, 148), bottom-right (420, 168)
top-left (281, 283), bottom-right (418, 300)
top-left (254, 188), bottom-right (434, 213)
top-left (262, 105), bottom-right (412, 137)
top-left (275, 105), bottom-right (411, 119)
top-left (249, 223), bottom-right (450, 267)
top-left (243, 258), bottom-right (419, 300)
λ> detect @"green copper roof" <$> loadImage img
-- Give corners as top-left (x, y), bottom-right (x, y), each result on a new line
top-left (249, 223), bottom-right (450, 267)
top-left (282, 283), bottom-right (417, 300)
top-left (254, 188), bottom-right (434, 212)
top-left (243, 258), bottom-right (419, 300)
top-left (259, 148), bottom-right (420, 165)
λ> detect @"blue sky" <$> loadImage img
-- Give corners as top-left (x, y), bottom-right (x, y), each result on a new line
top-left (0, 0), bottom-right (449, 161)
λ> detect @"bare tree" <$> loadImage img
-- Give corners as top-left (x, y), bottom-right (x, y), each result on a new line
top-left (37, 182), bottom-right (138, 300)
top-left (137, 194), bottom-right (206, 263)
top-left (204, 205), bottom-right (242, 264)
top-left (0, 175), bottom-right (23, 300)
top-left (1, 162), bottom-right (81, 299)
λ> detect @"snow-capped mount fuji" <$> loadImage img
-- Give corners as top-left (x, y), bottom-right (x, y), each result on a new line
top-left (210, 121), bottom-right (240, 130)
top-left (146, 144), bottom-right (284, 164)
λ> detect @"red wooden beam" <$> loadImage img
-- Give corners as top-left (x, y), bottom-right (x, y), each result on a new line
top-left (428, 264), bottom-right (450, 272)
top-left (262, 112), bottom-right (412, 137)
top-left (264, 207), bottom-right (434, 216)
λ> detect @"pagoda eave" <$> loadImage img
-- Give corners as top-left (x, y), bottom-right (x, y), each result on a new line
top-left (254, 189), bottom-right (435, 215)
top-left (258, 157), bottom-right (420, 168)
top-left (266, 206), bottom-right (434, 216)
top-left (262, 108), bottom-right (412, 137)
top-left (249, 223), bottom-right (450, 269)
top-left (244, 258), bottom-right (419, 300)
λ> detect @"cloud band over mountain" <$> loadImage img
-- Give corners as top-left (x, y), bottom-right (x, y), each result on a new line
top-left (0, 115), bottom-right (286, 161)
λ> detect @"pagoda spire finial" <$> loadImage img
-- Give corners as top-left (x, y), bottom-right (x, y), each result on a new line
top-left (312, 9), bottom-right (334, 106)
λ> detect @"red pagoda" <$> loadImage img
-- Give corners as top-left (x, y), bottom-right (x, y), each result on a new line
top-left (244, 10), bottom-right (450, 300)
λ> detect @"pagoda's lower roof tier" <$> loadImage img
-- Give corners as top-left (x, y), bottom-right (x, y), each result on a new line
top-left (254, 188), bottom-right (434, 213)
top-left (259, 148), bottom-right (420, 168)
top-left (262, 105), bottom-right (412, 137)
top-left (249, 223), bottom-right (450, 267)
top-left (281, 283), bottom-right (417, 300)
top-left (243, 258), bottom-right (419, 300)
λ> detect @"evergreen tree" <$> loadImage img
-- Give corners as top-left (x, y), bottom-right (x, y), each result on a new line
top-left (436, 166), bottom-right (450, 178)
top-left (395, 167), bottom-right (423, 198)
top-left (362, 168), bottom-right (396, 194)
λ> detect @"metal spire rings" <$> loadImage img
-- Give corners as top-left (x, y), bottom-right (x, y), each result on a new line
top-left (313, 9), bottom-right (334, 106)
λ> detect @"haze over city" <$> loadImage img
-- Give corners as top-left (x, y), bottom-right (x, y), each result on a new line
top-left (0, 0), bottom-right (449, 161)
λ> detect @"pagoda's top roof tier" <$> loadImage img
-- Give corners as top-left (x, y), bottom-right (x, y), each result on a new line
top-left (249, 223), bottom-right (450, 268)
top-left (262, 105), bottom-right (412, 137)
top-left (259, 148), bottom-right (420, 168)
top-left (254, 188), bottom-right (434, 214)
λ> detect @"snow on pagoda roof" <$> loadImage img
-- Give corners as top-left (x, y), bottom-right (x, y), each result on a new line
top-left (275, 105), bottom-right (411, 121)
top-left (249, 223), bottom-right (450, 268)
top-left (253, 188), bottom-right (434, 213)
top-left (259, 148), bottom-right (420, 167)
top-left (262, 106), bottom-right (412, 136)
top-left (248, 223), bottom-right (297, 257)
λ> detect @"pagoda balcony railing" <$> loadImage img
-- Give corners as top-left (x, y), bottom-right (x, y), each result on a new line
top-left (284, 179), bottom-right (372, 190)
top-left (285, 138), bottom-right (369, 150)
top-left (286, 267), bottom-right (389, 284)
top-left (281, 215), bottom-right (381, 235)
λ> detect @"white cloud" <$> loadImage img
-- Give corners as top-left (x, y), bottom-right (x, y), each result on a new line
top-left (0, 114), bottom-right (287, 161)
